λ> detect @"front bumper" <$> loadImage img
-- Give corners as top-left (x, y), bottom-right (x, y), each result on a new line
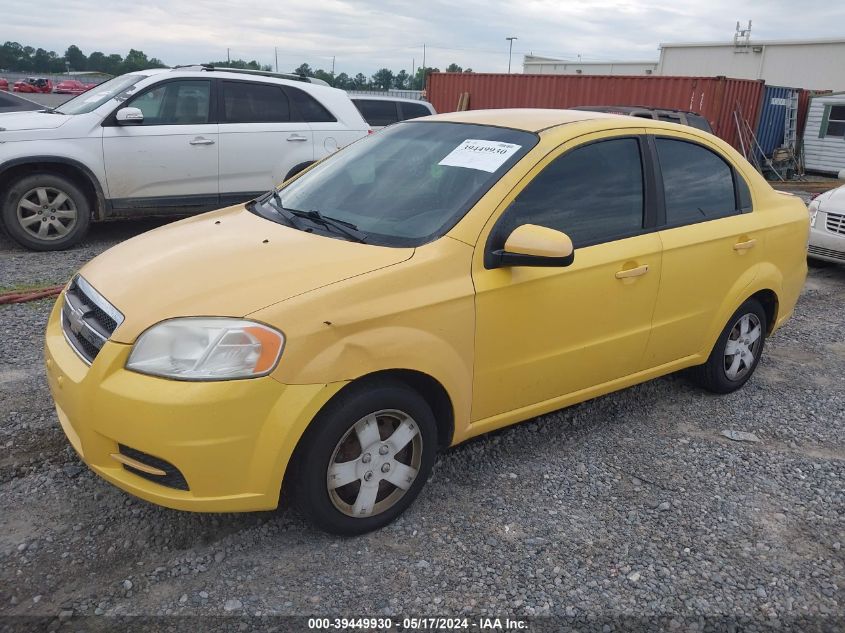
top-left (45, 297), bottom-right (345, 512)
top-left (808, 213), bottom-right (845, 263)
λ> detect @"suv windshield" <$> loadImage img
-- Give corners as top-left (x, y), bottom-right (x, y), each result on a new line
top-left (56, 74), bottom-right (147, 115)
top-left (260, 121), bottom-right (538, 246)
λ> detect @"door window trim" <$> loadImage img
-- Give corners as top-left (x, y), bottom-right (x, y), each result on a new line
top-left (102, 78), bottom-right (218, 127)
top-left (647, 134), bottom-right (753, 230)
top-left (484, 133), bottom-right (659, 269)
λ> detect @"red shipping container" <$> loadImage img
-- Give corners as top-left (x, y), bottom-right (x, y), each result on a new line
top-left (426, 73), bottom-right (766, 151)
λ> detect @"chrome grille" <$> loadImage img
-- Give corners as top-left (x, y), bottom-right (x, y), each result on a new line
top-left (826, 211), bottom-right (845, 235)
top-left (61, 276), bottom-right (123, 364)
top-left (808, 244), bottom-right (845, 261)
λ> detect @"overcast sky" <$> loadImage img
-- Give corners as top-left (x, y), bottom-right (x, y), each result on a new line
top-left (5, 0), bottom-right (845, 75)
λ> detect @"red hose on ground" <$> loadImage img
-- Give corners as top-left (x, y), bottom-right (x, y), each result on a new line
top-left (0, 285), bottom-right (65, 305)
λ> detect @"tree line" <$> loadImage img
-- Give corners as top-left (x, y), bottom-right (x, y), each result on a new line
top-left (0, 41), bottom-right (473, 90)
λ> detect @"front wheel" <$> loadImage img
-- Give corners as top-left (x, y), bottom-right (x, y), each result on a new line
top-left (292, 380), bottom-right (437, 535)
top-left (1, 173), bottom-right (91, 251)
top-left (689, 298), bottom-right (767, 394)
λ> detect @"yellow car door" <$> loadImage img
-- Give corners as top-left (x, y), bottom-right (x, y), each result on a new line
top-left (471, 130), bottom-right (662, 424)
top-left (642, 131), bottom-right (765, 368)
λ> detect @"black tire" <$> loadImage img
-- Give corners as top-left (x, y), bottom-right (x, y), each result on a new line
top-left (1, 172), bottom-right (91, 251)
top-left (283, 161), bottom-right (314, 182)
top-left (689, 298), bottom-right (767, 394)
top-left (292, 379), bottom-right (437, 535)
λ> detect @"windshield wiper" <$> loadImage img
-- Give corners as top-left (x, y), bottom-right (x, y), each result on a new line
top-left (258, 190), bottom-right (309, 231)
top-left (296, 209), bottom-right (368, 243)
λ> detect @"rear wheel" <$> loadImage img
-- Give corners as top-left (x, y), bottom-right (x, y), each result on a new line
top-left (689, 299), bottom-right (767, 394)
top-left (292, 379), bottom-right (437, 535)
top-left (1, 173), bottom-right (91, 250)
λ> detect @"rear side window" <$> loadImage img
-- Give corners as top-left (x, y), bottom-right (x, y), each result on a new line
top-left (287, 88), bottom-right (336, 122)
top-left (656, 138), bottom-right (737, 225)
top-left (399, 102), bottom-right (432, 120)
top-left (498, 137), bottom-right (644, 247)
top-left (685, 114), bottom-right (713, 133)
top-left (222, 81), bottom-right (289, 123)
top-left (355, 100), bottom-right (399, 126)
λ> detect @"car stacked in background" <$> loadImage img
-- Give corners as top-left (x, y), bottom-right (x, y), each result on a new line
top-left (13, 77), bottom-right (53, 93)
top-left (350, 95), bottom-right (436, 130)
top-left (0, 78), bottom-right (8, 91)
top-left (54, 79), bottom-right (97, 95)
top-left (0, 65), bottom-right (373, 250)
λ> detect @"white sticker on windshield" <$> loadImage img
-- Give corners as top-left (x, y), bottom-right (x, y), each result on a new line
top-left (438, 139), bottom-right (522, 172)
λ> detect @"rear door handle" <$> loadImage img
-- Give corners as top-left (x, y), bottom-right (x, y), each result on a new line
top-left (615, 264), bottom-right (649, 279)
top-left (287, 134), bottom-right (308, 142)
top-left (733, 238), bottom-right (757, 251)
top-left (189, 137), bottom-right (215, 145)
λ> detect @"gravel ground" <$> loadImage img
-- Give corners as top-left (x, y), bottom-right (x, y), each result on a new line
top-left (0, 220), bottom-right (843, 631)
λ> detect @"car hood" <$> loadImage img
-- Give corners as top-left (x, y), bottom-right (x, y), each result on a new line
top-left (0, 110), bottom-right (69, 131)
top-left (817, 185), bottom-right (845, 211)
top-left (79, 205), bottom-right (414, 343)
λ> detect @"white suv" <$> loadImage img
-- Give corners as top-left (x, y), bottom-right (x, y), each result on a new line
top-left (0, 66), bottom-right (370, 250)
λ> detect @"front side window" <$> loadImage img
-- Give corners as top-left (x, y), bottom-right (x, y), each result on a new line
top-left (656, 138), bottom-right (737, 225)
top-left (256, 121), bottom-right (538, 246)
top-left (222, 81), bottom-right (289, 123)
top-left (56, 74), bottom-right (146, 115)
top-left (354, 100), bottom-right (399, 126)
top-left (126, 80), bottom-right (211, 125)
top-left (495, 137), bottom-right (645, 248)
top-left (823, 105), bottom-right (845, 137)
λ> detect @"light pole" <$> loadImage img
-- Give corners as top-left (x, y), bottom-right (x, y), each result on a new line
top-left (506, 36), bottom-right (518, 73)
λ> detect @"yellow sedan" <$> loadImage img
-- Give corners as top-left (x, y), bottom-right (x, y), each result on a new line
top-left (45, 109), bottom-right (808, 534)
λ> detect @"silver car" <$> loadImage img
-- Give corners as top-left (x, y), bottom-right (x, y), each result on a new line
top-left (808, 185), bottom-right (845, 264)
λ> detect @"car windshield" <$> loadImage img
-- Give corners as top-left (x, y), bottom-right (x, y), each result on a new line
top-left (259, 121), bottom-right (538, 246)
top-left (55, 74), bottom-right (147, 115)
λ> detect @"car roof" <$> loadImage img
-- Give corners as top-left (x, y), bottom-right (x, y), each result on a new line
top-left (423, 108), bottom-right (638, 132)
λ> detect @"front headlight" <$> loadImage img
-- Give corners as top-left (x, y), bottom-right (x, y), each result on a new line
top-left (126, 318), bottom-right (285, 380)
top-left (808, 199), bottom-right (820, 227)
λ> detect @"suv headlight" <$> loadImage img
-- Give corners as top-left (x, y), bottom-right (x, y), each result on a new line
top-left (126, 318), bottom-right (284, 380)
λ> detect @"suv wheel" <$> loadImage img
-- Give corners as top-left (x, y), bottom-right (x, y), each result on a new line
top-left (2, 173), bottom-right (91, 251)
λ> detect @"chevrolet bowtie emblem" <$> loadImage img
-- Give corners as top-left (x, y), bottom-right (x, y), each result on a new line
top-left (67, 307), bottom-right (87, 335)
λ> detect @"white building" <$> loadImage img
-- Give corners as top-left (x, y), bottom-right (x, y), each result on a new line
top-left (803, 92), bottom-right (845, 175)
top-left (657, 38), bottom-right (845, 91)
top-left (522, 55), bottom-right (658, 76)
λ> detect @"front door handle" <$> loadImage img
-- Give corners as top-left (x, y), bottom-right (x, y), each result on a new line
top-left (615, 264), bottom-right (649, 279)
top-left (189, 137), bottom-right (215, 145)
top-left (287, 134), bottom-right (308, 142)
top-left (733, 238), bottom-right (757, 251)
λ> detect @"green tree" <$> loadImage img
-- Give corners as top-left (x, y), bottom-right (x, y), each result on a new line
top-left (294, 63), bottom-right (314, 77)
top-left (371, 68), bottom-right (394, 90)
top-left (353, 73), bottom-right (368, 89)
top-left (445, 63), bottom-right (462, 73)
top-left (87, 51), bottom-right (107, 72)
top-left (334, 72), bottom-right (351, 89)
top-left (393, 69), bottom-right (409, 89)
top-left (64, 45), bottom-right (87, 71)
top-left (413, 66), bottom-right (438, 90)
top-left (313, 68), bottom-right (334, 85)
top-left (206, 59), bottom-right (262, 70)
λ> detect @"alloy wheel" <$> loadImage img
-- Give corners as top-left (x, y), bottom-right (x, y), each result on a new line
top-left (723, 313), bottom-right (762, 381)
top-left (16, 186), bottom-right (78, 241)
top-left (326, 409), bottom-right (423, 518)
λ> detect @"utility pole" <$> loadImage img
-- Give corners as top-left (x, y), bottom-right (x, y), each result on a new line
top-left (422, 43), bottom-right (426, 73)
top-left (275, 47), bottom-right (278, 72)
top-left (506, 37), bottom-right (518, 73)
top-left (412, 57), bottom-right (415, 90)
top-left (331, 56), bottom-right (336, 76)
top-left (227, 48), bottom-right (230, 64)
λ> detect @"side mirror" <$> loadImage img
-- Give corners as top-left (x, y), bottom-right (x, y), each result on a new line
top-left (492, 224), bottom-right (575, 268)
top-left (115, 107), bottom-right (144, 125)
